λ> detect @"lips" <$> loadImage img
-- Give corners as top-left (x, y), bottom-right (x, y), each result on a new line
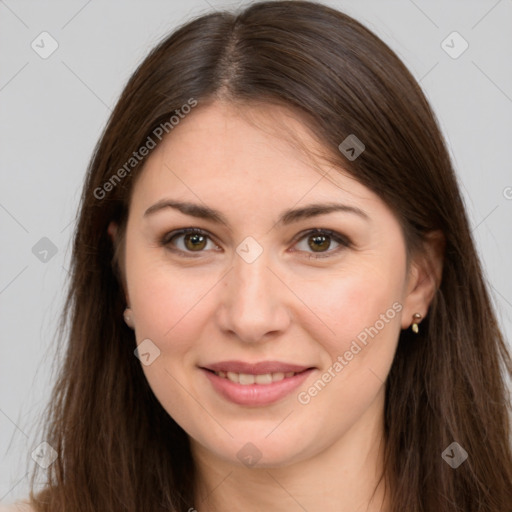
top-left (199, 360), bottom-right (315, 406)
top-left (201, 360), bottom-right (312, 374)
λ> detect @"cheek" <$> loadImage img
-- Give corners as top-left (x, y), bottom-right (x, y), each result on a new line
top-left (126, 246), bottom-right (220, 356)
top-left (297, 266), bottom-right (403, 354)
top-left (126, 252), bottom-right (218, 436)
top-left (131, 273), bottom-right (203, 349)
top-left (292, 271), bottom-right (403, 426)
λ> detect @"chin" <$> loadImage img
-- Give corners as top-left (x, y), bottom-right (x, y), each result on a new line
top-left (204, 433), bottom-right (312, 469)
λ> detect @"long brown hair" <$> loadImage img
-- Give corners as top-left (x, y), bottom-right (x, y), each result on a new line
top-left (27, 1), bottom-right (512, 510)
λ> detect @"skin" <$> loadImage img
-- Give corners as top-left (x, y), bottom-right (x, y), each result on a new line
top-left (109, 99), bottom-right (444, 512)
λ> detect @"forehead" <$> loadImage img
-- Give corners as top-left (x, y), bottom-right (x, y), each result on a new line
top-left (130, 100), bottom-right (380, 215)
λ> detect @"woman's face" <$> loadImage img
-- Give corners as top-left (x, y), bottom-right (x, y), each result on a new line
top-left (120, 100), bottom-right (420, 468)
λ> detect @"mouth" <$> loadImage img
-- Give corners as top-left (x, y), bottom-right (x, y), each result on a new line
top-left (199, 361), bottom-right (315, 406)
top-left (204, 368), bottom-right (304, 385)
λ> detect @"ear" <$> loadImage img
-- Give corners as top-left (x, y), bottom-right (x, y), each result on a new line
top-left (107, 220), bottom-right (118, 242)
top-left (107, 220), bottom-right (130, 306)
top-left (401, 230), bottom-right (445, 330)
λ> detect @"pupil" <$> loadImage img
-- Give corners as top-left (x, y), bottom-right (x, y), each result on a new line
top-left (185, 233), bottom-right (206, 251)
top-left (309, 235), bottom-right (329, 252)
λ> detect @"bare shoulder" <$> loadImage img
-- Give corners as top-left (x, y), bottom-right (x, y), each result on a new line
top-left (0, 501), bottom-right (36, 512)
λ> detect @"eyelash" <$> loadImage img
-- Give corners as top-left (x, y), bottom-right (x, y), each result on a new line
top-left (160, 227), bottom-right (351, 260)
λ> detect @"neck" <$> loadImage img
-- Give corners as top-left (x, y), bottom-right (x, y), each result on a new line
top-left (191, 389), bottom-right (389, 512)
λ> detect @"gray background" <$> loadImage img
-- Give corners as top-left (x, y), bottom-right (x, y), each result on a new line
top-left (1, 0), bottom-right (511, 504)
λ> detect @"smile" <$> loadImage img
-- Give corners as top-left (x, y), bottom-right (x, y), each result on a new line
top-left (213, 370), bottom-right (298, 385)
top-left (201, 367), bottom-right (314, 406)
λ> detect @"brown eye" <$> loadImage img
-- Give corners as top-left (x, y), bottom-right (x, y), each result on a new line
top-left (294, 229), bottom-right (350, 258)
top-left (183, 232), bottom-right (207, 251)
top-left (307, 234), bottom-right (331, 252)
top-left (161, 227), bottom-right (350, 259)
top-left (161, 228), bottom-right (217, 256)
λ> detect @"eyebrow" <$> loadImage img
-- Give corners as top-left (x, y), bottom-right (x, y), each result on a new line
top-left (143, 199), bottom-right (369, 226)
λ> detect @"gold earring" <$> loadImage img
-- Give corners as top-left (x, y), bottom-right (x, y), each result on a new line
top-left (411, 313), bottom-right (422, 334)
top-left (123, 307), bottom-right (134, 329)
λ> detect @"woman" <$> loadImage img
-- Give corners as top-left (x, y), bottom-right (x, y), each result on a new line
top-left (4, 1), bottom-right (511, 510)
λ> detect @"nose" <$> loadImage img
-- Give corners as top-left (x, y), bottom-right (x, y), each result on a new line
top-left (215, 251), bottom-right (291, 344)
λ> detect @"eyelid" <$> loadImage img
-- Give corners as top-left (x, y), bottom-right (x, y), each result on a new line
top-left (160, 227), bottom-right (351, 259)
top-left (289, 228), bottom-right (351, 259)
top-left (160, 228), bottom-right (220, 256)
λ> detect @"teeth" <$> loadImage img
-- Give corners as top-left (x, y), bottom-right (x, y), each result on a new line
top-left (227, 371), bottom-right (239, 383)
top-left (239, 373), bottom-right (255, 385)
top-left (216, 370), bottom-right (298, 384)
top-left (255, 373), bottom-right (272, 384)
